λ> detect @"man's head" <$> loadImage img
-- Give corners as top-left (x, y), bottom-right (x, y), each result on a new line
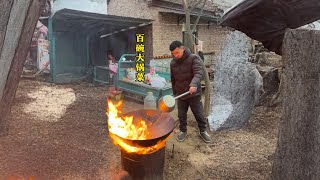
top-left (169, 40), bottom-right (185, 59)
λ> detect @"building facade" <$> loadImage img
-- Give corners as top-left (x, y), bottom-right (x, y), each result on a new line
top-left (107, 0), bottom-right (229, 60)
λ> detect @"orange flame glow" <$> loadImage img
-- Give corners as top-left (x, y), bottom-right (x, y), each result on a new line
top-left (106, 100), bottom-right (168, 154)
top-left (107, 100), bottom-right (149, 140)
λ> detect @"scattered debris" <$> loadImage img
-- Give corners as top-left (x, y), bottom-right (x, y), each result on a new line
top-left (23, 85), bottom-right (76, 122)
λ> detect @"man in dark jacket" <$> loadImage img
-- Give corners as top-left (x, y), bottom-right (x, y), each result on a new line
top-left (169, 40), bottom-right (211, 143)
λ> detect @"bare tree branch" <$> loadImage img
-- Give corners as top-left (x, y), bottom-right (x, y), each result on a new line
top-left (192, 0), bottom-right (206, 32)
top-left (190, 0), bottom-right (203, 11)
top-left (182, 0), bottom-right (188, 10)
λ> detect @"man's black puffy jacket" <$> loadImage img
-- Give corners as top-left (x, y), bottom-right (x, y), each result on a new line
top-left (170, 48), bottom-right (203, 100)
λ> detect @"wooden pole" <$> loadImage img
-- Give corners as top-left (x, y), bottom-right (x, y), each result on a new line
top-left (0, 0), bottom-right (42, 136)
top-left (272, 29), bottom-right (320, 179)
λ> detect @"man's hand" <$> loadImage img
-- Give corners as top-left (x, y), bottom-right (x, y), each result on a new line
top-left (189, 86), bottom-right (197, 94)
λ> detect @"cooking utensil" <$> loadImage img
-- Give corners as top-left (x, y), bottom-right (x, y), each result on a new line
top-left (109, 109), bottom-right (175, 147)
top-left (158, 91), bottom-right (190, 112)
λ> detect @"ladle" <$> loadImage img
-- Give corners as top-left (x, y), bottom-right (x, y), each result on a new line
top-left (158, 91), bottom-right (190, 112)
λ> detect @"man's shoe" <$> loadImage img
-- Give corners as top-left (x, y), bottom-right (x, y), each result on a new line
top-left (199, 131), bottom-right (211, 143)
top-left (176, 131), bottom-right (188, 142)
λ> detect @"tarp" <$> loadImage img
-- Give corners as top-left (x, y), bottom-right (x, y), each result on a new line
top-left (219, 0), bottom-right (320, 55)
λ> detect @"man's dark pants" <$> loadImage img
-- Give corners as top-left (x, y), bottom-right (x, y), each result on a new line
top-left (177, 95), bottom-right (207, 132)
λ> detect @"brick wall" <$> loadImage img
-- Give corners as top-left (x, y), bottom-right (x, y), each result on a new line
top-left (107, 0), bottom-right (229, 63)
top-left (153, 13), bottom-right (183, 56)
top-left (139, 24), bottom-right (153, 62)
top-left (107, 0), bottom-right (158, 19)
top-left (198, 24), bottom-right (229, 53)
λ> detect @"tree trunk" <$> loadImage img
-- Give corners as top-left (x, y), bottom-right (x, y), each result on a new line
top-left (0, 0), bottom-right (42, 136)
top-left (272, 29), bottom-right (320, 179)
top-left (183, 0), bottom-right (193, 50)
top-left (181, 0), bottom-right (211, 118)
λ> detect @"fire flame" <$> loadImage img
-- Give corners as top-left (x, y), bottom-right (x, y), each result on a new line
top-left (107, 100), bottom-right (149, 140)
top-left (107, 99), bottom-right (168, 154)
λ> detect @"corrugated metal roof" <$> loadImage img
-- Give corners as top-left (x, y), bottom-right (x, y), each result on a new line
top-left (148, 0), bottom-right (221, 13)
top-left (52, 9), bottom-right (153, 33)
top-left (156, 0), bottom-right (221, 12)
top-left (148, 0), bottom-right (223, 20)
top-left (159, 9), bottom-right (219, 22)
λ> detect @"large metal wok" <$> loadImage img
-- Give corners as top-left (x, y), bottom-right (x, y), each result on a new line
top-left (109, 109), bottom-right (175, 147)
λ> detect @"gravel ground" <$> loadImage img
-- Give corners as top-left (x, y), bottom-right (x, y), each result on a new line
top-left (0, 79), bottom-right (281, 180)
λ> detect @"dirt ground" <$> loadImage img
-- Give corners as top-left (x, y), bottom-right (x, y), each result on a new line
top-left (0, 79), bottom-right (282, 180)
